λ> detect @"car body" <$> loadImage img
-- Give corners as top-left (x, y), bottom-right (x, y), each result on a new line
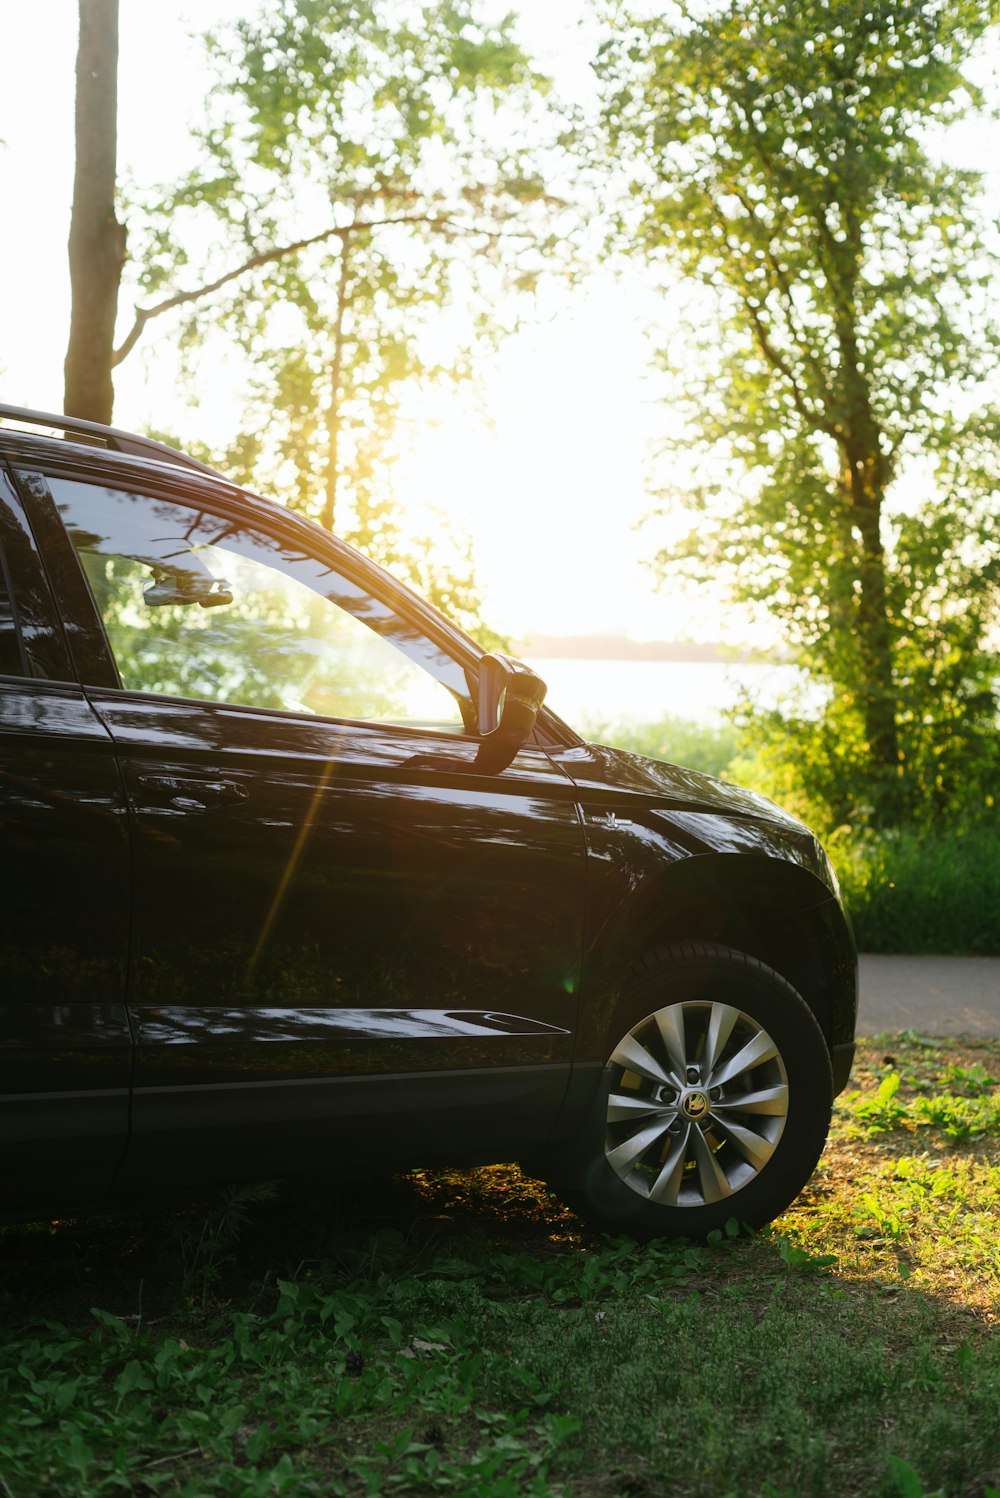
top-left (0, 404), bottom-right (856, 1235)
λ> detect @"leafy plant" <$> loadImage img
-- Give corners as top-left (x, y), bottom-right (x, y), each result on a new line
top-left (176, 1182), bottom-right (277, 1312)
top-left (845, 1069), bottom-right (1000, 1141)
top-left (775, 1236), bottom-right (839, 1274)
top-left (846, 1071), bottom-right (910, 1132)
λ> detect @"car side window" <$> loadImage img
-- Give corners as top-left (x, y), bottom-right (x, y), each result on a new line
top-left (48, 478), bottom-right (471, 732)
top-left (0, 539), bottom-right (24, 677)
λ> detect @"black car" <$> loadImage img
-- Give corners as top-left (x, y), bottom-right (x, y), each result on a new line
top-left (0, 404), bottom-right (856, 1237)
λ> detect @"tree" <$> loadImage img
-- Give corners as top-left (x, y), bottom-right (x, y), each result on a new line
top-left (598, 0), bottom-right (1000, 826)
top-left (119, 0), bottom-right (555, 537)
top-left (64, 0), bottom-right (126, 423)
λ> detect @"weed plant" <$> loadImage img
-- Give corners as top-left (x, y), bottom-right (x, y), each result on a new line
top-left (0, 1037), bottom-right (998, 1496)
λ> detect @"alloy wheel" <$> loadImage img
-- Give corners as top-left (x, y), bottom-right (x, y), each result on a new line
top-left (605, 1000), bottom-right (790, 1208)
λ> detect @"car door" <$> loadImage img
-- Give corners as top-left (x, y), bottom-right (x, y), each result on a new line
top-left (19, 463), bottom-right (586, 1189)
top-left (0, 467), bottom-right (131, 1213)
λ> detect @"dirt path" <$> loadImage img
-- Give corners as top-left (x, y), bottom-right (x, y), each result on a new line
top-left (857, 953), bottom-right (1000, 1038)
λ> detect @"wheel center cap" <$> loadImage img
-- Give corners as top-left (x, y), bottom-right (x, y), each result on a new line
top-left (681, 1089), bottom-right (710, 1121)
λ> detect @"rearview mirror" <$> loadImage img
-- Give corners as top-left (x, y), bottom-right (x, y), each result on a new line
top-left (475, 653), bottom-right (547, 774)
top-left (143, 562), bottom-right (233, 609)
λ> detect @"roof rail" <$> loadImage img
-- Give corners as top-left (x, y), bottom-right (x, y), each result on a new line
top-left (0, 403), bottom-right (220, 478)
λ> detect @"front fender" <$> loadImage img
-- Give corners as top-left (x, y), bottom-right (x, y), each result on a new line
top-left (575, 807), bottom-right (857, 1062)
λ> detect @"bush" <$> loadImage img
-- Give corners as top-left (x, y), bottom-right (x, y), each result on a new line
top-left (831, 826), bottom-right (1000, 955)
top-left (727, 692), bottom-right (1000, 838)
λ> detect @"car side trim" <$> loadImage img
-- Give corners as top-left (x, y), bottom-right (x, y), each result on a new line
top-left (131, 1007), bottom-right (572, 1046)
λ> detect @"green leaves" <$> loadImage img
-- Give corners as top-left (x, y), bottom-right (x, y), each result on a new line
top-left (114, 1358), bottom-right (151, 1405)
top-left (599, 0), bottom-right (1000, 830)
top-left (846, 1066), bottom-right (1000, 1141)
top-left (775, 1236), bottom-right (839, 1274)
top-left (119, 0), bottom-right (559, 641)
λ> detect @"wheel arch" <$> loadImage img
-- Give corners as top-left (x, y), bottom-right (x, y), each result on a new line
top-left (539, 939), bottom-right (838, 1236)
top-left (580, 852), bottom-right (857, 1062)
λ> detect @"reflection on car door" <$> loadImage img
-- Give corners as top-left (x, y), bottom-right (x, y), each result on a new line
top-left (0, 470), bottom-right (131, 1212)
top-left (27, 471), bottom-right (586, 1190)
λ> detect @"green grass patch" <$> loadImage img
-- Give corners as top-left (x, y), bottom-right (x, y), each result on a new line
top-left (792, 1036), bottom-right (1000, 1305)
top-left (1, 1037), bottom-right (998, 1497)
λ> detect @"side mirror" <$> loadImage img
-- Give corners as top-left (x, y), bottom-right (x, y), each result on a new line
top-left (475, 653), bottom-right (547, 773)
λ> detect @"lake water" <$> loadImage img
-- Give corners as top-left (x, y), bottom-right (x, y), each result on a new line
top-left (525, 658), bottom-right (825, 730)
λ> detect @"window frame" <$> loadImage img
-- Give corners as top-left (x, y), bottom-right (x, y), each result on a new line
top-left (10, 447), bottom-right (584, 751)
top-left (0, 464), bottom-right (75, 683)
top-left (0, 526), bottom-right (27, 680)
top-left (20, 461), bottom-right (480, 741)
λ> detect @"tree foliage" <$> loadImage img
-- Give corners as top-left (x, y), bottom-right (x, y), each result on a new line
top-left (598, 0), bottom-right (1000, 827)
top-left (120, 0), bottom-right (555, 639)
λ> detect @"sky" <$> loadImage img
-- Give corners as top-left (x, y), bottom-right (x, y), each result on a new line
top-left (1, 4), bottom-right (998, 649)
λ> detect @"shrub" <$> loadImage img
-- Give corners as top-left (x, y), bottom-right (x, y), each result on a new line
top-left (831, 826), bottom-right (1000, 955)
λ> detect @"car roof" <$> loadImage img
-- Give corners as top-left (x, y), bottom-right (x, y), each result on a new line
top-left (0, 403), bottom-right (219, 478)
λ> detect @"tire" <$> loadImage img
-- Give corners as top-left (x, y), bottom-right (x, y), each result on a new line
top-left (560, 942), bottom-right (833, 1239)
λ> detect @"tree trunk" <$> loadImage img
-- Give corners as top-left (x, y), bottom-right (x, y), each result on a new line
top-left (833, 286), bottom-right (901, 823)
top-left (64, 0), bottom-right (126, 425)
top-left (320, 239), bottom-right (352, 532)
top-left (847, 456), bottom-right (901, 824)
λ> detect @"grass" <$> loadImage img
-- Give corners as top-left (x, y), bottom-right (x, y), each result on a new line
top-left (0, 1035), bottom-right (998, 1497)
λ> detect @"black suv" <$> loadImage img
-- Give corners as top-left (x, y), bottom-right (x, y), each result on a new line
top-left (0, 405), bottom-right (856, 1237)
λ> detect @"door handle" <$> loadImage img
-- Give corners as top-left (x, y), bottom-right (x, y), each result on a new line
top-left (136, 774), bottom-right (249, 811)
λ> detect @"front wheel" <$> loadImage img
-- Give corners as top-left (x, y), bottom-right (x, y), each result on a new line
top-left (559, 943), bottom-right (834, 1239)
